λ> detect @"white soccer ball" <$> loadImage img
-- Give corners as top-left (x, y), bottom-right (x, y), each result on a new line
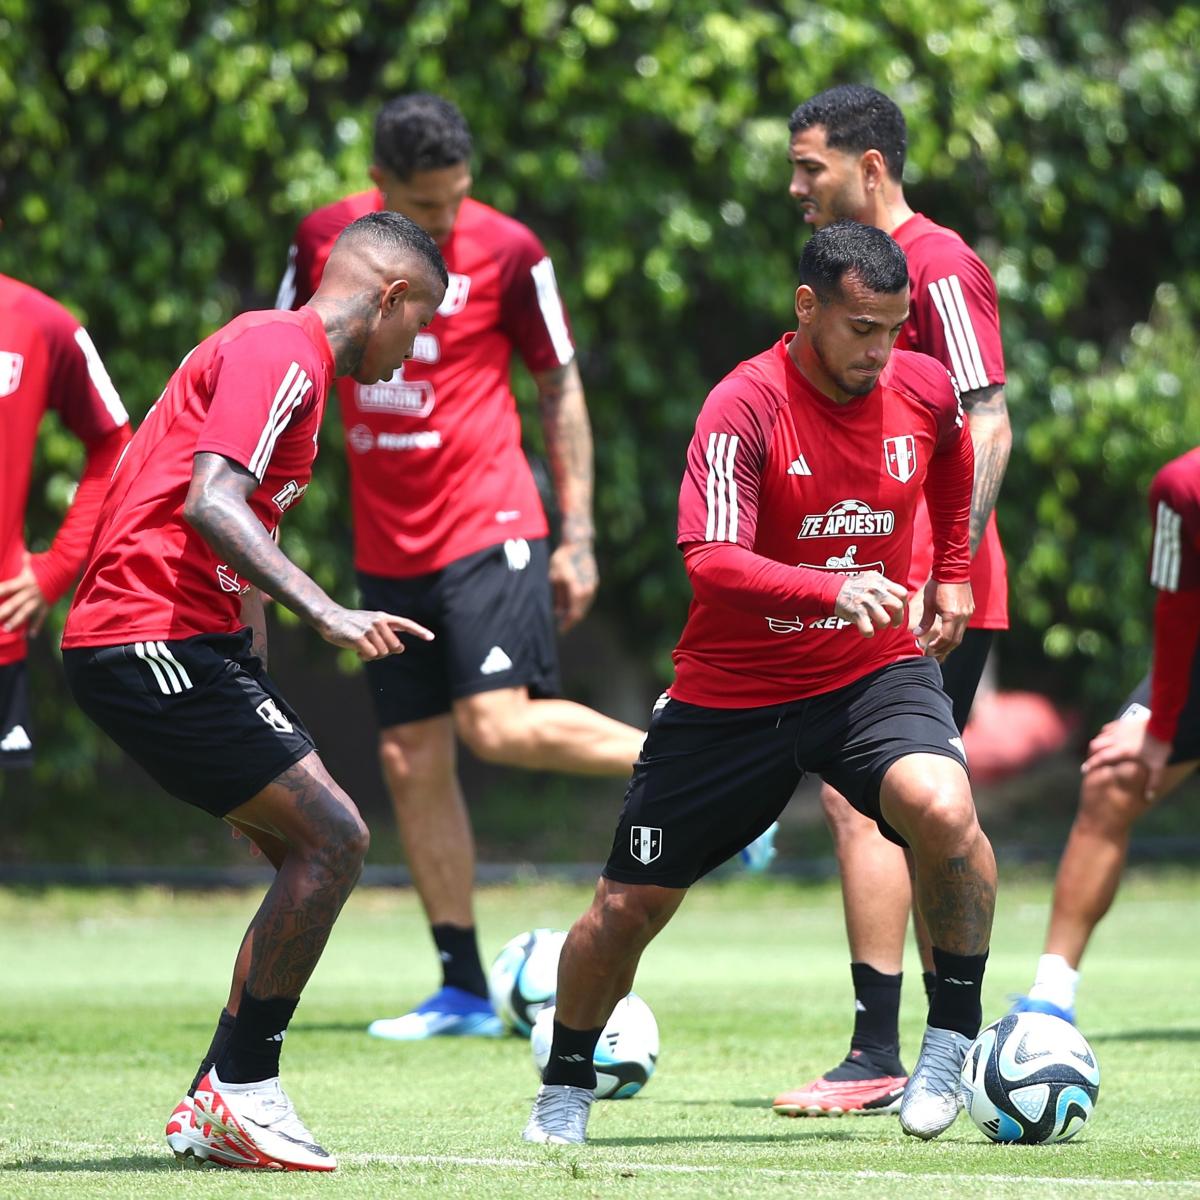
top-left (531, 994), bottom-right (660, 1099)
top-left (961, 1012), bottom-right (1100, 1144)
top-left (487, 928), bottom-right (567, 1036)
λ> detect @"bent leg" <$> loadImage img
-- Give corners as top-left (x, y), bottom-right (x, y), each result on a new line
top-left (881, 753), bottom-right (994, 1140)
top-left (455, 686), bottom-right (644, 776)
top-left (224, 751), bottom-right (370, 1002)
top-left (880, 753), bottom-right (995, 960)
top-left (823, 782), bottom-right (911, 973)
top-left (1044, 759), bottom-right (1196, 967)
top-left (378, 716), bottom-right (474, 928)
top-left (370, 717), bottom-right (500, 1027)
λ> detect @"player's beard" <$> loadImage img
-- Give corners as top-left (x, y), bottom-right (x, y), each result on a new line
top-left (810, 326), bottom-right (879, 398)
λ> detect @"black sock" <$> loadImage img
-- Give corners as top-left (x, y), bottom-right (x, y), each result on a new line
top-left (928, 947), bottom-right (988, 1039)
top-left (215, 986), bottom-right (299, 1084)
top-left (541, 1019), bottom-right (603, 1090)
top-left (923, 970), bottom-right (937, 1007)
top-left (847, 963), bottom-right (903, 1060)
top-left (189, 1008), bottom-right (235, 1096)
top-left (432, 923), bottom-right (488, 999)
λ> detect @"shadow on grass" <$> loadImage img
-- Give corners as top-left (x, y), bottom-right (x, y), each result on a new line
top-left (2, 1155), bottom-right (180, 1174)
top-left (589, 1130), bottom-right (858, 1147)
top-left (1088, 1027), bottom-right (1200, 1043)
top-left (671, 1097), bottom-right (773, 1108)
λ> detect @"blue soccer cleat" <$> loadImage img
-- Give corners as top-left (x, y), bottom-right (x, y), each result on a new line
top-left (367, 985), bottom-right (504, 1040)
top-left (1008, 995), bottom-right (1076, 1025)
top-left (739, 821), bottom-right (779, 873)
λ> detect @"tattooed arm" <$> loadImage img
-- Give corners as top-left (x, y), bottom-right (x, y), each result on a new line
top-left (184, 452), bottom-right (432, 660)
top-left (240, 586), bottom-right (268, 668)
top-left (535, 359), bottom-right (598, 631)
top-left (961, 384), bottom-right (1012, 557)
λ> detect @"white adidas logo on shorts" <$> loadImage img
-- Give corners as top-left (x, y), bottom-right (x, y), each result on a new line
top-left (480, 646), bottom-right (513, 675)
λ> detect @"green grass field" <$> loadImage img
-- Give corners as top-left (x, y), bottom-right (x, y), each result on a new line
top-left (1, 874), bottom-right (1198, 1199)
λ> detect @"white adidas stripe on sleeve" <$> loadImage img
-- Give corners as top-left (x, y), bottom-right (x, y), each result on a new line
top-left (73, 327), bottom-right (129, 426)
top-left (248, 362), bottom-right (312, 480)
top-left (928, 274), bottom-right (988, 392)
top-left (530, 257), bottom-right (574, 366)
top-left (703, 431), bottom-right (740, 543)
top-left (1150, 501), bottom-right (1183, 592)
top-left (275, 245), bottom-right (298, 310)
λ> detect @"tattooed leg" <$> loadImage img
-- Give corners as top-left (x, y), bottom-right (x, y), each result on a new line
top-left (878, 753), bottom-right (996, 955)
top-left (224, 751), bottom-right (370, 999)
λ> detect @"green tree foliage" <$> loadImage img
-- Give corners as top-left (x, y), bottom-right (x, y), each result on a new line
top-left (2, 0), bottom-right (1197, 799)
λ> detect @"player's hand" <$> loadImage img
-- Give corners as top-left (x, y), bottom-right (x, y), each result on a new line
top-left (833, 571), bottom-right (907, 638)
top-left (317, 608), bottom-right (435, 661)
top-left (0, 553), bottom-right (49, 636)
top-left (1082, 713), bottom-right (1171, 802)
top-left (549, 539), bottom-right (598, 632)
top-left (915, 579), bottom-right (973, 662)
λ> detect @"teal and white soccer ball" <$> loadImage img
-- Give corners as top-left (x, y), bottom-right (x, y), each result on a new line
top-left (531, 994), bottom-right (660, 1099)
top-left (487, 928), bottom-right (567, 1036)
top-left (961, 1012), bottom-right (1100, 1144)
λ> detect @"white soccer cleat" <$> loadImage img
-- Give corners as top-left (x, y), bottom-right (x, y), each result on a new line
top-left (899, 1025), bottom-right (970, 1140)
top-left (168, 1068), bottom-right (336, 1170)
top-left (522, 1083), bottom-right (594, 1145)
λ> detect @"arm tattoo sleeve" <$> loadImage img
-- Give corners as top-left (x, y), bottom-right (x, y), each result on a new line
top-left (535, 360), bottom-right (595, 545)
top-left (960, 384), bottom-right (1012, 558)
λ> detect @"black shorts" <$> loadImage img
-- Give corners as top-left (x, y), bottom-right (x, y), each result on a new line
top-left (0, 660), bottom-right (33, 769)
top-left (940, 628), bottom-right (994, 732)
top-left (62, 629), bottom-right (315, 817)
top-left (604, 657), bottom-right (969, 888)
top-left (1118, 654), bottom-right (1200, 765)
top-left (357, 537), bottom-right (561, 728)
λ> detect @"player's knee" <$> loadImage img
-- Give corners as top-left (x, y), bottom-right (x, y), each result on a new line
top-left (1078, 764), bottom-right (1147, 826)
top-left (305, 794), bottom-right (370, 876)
top-left (378, 727), bottom-right (450, 789)
top-left (895, 779), bottom-right (977, 848)
top-left (457, 708), bottom-right (524, 764)
top-left (594, 885), bottom-right (671, 944)
top-left (820, 781), bottom-right (874, 840)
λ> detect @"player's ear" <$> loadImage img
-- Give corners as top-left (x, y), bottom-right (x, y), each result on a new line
top-left (795, 284), bottom-right (818, 324)
top-left (380, 278), bottom-right (411, 316)
top-left (861, 148), bottom-right (887, 192)
top-left (368, 163), bottom-right (387, 190)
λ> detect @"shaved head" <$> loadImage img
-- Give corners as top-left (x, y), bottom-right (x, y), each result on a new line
top-left (308, 211), bottom-right (448, 385)
top-left (322, 209), bottom-right (448, 296)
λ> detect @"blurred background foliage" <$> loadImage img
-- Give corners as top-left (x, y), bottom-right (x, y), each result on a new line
top-left (2, 0), bottom-right (1198, 850)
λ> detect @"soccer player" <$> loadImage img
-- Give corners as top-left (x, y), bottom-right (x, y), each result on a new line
top-left (1013, 447), bottom-right (1200, 1023)
top-left (0, 273), bottom-right (131, 767)
top-left (277, 93), bottom-right (645, 1040)
top-left (772, 84), bottom-right (1011, 1117)
top-left (61, 211), bottom-right (448, 1171)
top-left (522, 221), bottom-right (996, 1146)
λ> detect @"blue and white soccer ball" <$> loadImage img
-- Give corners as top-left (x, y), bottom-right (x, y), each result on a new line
top-left (531, 994), bottom-right (660, 1099)
top-left (961, 1012), bottom-right (1100, 1144)
top-left (487, 928), bottom-right (567, 1036)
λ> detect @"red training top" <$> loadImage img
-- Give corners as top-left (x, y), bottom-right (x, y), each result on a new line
top-left (62, 309), bottom-right (333, 648)
top-left (670, 335), bottom-right (973, 708)
top-left (278, 192), bottom-right (574, 577)
top-left (1145, 447), bottom-right (1200, 745)
top-left (1, 274), bottom-right (131, 665)
top-left (893, 212), bottom-right (1008, 630)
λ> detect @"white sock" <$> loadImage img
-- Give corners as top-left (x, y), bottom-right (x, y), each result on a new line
top-left (1028, 953), bottom-right (1079, 1011)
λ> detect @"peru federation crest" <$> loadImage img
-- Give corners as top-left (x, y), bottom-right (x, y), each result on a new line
top-left (631, 826), bottom-right (662, 865)
top-left (0, 351), bottom-right (24, 397)
top-left (884, 434), bottom-right (918, 483)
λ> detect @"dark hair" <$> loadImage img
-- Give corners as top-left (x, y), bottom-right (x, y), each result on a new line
top-left (373, 93), bottom-right (473, 180)
top-left (798, 220), bottom-right (908, 304)
top-left (335, 210), bottom-right (449, 289)
top-left (788, 84), bottom-right (907, 180)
